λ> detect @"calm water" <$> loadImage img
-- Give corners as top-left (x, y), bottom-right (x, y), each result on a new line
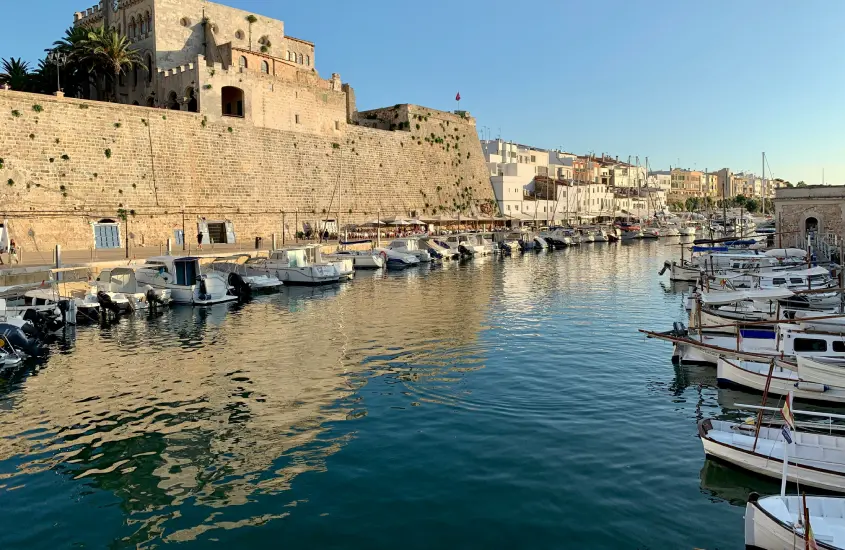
top-left (0, 242), bottom-right (774, 549)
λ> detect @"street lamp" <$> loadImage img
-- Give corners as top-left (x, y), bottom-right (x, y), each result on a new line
top-left (46, 50), bottom-right (68, 93)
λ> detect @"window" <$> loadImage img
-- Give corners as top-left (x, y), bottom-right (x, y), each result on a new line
top-left (287, 51), bottom-right (292, 61)
top-left (306, 55), bottom-right (310, 66)
top-left (140, 17), bottom-right (146, 34)
top-left (790, 278), bottom-right (804, 284)
top-left (260, 60), bottom-right (269, 74)
top-left (295, 114), bottom-right (300, 124)
top-left (221, 86), bottom-right (245, 117)
top-left (239, 56), bottom-right (248, 69)
top-left (298, 53), bottom-right (303, 64)
top-left (147, 11), bottom-right (152, 31)
top-left (793, 338), bottom-right (827, 353)
top-left (235, 30), bottom-right (244, 40)
top-left (772, 278), bottom-right (787, 285)
top-left (129, 18), bottom-right (135, 38)
top-left (335, 121), bottom-right (340, 130)
top-left (146, 53), bottom-right (153, 83)
top-left (834, 341), bottom-right (845, 353)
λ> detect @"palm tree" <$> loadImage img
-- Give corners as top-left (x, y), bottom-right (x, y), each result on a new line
top-left (82, 27), bottom-right (144, 101)
top-left (0, 57), bottom-right (32, 91)
top-left (49, 26), bottom-right (94, 98)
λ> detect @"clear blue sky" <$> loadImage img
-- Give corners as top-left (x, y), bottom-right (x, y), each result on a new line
top-left (2, 0), bottom-right (844, 184)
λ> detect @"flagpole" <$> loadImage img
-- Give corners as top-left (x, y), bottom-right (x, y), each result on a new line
top-left (781, 391), bottom-right (794, 497)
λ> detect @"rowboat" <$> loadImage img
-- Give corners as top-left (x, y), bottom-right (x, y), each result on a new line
top-left (746, 493), bottom-right (845, 549)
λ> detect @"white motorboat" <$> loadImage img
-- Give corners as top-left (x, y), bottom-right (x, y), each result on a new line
top-left (418, 237), bottom-right (458, 260)
top-left (533, 235), bottom-right (550, 250)
top-left (207, 255), bottom-right (284, 295)
top-left (301, 244), bottom-right (354, 281)
top-left (96, 267), bottom-right (172, 310)
top-left (135, 256), bottom-right (237, 305)
top-left (249, 248), bottom-right (340, 285)
top-left (387, 238), bottom-right (432, 263)
top-left (441, 234), bottom-right (482, 256)
top-left (374, 247), bottom-right (420, 269)
top-left (641, 227), bottom-right (660, 239)
top-left (661, 224), bottom-right (681, 237)
top-left (746, 493), bottom-right (845, 550)
top-left (324, 249), bottom-right (385, 269)
top-left (680, 223), bottom-right (697, 236)
top-left (698, 418), bottom-right (845, 492)
top-left (475, 233), bottom-right (500, 255)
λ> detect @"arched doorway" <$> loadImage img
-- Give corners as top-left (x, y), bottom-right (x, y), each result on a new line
top-left (806, 217), bottom-right (819, 233)
top-left (146, 96), bottom-right (155, 107)
top-left (185, 87), bottom-right (198, 112)
top-left (221, 86), bottom-right (244, 117)
top-left (167, 91), bottom-right (179, 110)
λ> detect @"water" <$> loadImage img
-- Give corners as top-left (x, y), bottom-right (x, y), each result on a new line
top-left (0, 242), bottom-right (770, 548)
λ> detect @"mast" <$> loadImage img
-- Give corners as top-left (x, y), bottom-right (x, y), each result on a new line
top-left (722, 169), bottom-right (728, 236)
top-left (762, 152), bottom-right (766, 217)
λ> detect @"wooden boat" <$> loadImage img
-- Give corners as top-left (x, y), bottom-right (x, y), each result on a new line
top-left (746, 493), bottom-right (845, 549)
top-left (716, 357), bottom-right (845, 403)
top-left (797, 357), bottom-right (845, 388)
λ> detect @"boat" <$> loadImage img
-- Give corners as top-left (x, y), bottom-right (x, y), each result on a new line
top-left (441, 234), bottom-right (482, 256)
top-left (642, 323), bottom-right (845, 365)
top-left (641, 227), bottom-right (660, 239)
top-left (387, 238), bottom-right (432, 263)
top-left (796, 357), bottom-right (845, 388)
top-left (475, 233), bottom-right (500, 255)
top-left (716, 357), bottom-right (845, 403)
top-left (248, 248), bottom-right (340, 285)
top-left (680, 222), bottom-right (698, 236)
top-left (96, 267), bottom-right (173, 309)
top-left (323, 248), bottom-right (386, 270)
top-left (746, 493), bottom-right (845, 550)
top-left (533, 235), bottom-right (550, 250)
top-left (207, 255), bottom-right (284, 296)
top-left (135, 256), bottom-right (237, 305)
top-left (418, 237), bottom-right (458, 260)
top-left (616, 221), bottom-right (642, 241)
top-left (698, 417), bottom-right (845, 492)
top-left (661, 248), bottom-right (809, 283)
top-left (374, 248), bottom-right (420, 269)
top-left (301, 244), bottom-right (354, 281)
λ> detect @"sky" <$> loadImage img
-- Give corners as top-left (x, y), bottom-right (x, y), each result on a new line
top-left (2, 0), bottom-right (844, 184)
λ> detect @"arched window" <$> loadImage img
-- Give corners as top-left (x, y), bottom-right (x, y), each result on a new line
top-left (167, 90), bottom-right (179, 110)
top-left (145, 53), bottom-right (153, 83)
top-left (239, 56), bottom-right (247, 69)
top-left (286, 51), bottom-right (291, 61)
top-left (306, 55), bottom-right (310, 67)
top-left (297, 53), bottom-right (303, 64)
top-left (146, 11), bottom-right (152, 32)
top-left (129, 18), bottom-right (135, 38)
top-left (140, 16), bottom-right (146, 34)
top-left (221, 86), bottom-right (245, 117)
top-left (132, 100), bottom-right (139, 106)
top-left (185, 87), bottom-right (197, 112)
top-left (260, 60), bottom-right (269, 74)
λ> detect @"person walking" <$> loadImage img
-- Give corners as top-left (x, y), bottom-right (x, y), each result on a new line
top-left (196, 231), bottom-right (204, 251)
top-left (9, 239), bottom-right (19, 264)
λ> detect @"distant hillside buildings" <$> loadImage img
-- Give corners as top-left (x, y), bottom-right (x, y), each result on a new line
top-left (481, 138), bottom-right (781, 220)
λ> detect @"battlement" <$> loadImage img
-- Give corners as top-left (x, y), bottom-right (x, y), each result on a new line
top-left (73, 1), bottom-right (104, 25)
top-left (157, 62), bottom-right (196, 78)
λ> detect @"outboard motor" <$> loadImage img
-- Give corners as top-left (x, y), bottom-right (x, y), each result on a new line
top-left (658, 260), bottom-right (671, 276)
top-left (228, 272), bottom-right (252, 299)
top-left (0, 323), bottom-right (44, 357)
top-left (97, 291), bottom-right (122, 322)
top-left (198, 277), bottom-right (210, 301)
top-left (671, 322), bottom-right (688, 337)
top-left (458, 243), bottom-right (473, 258)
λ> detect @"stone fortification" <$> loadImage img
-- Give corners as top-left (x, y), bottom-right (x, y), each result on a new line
top-left (0, 91), bottom-right (494, 250)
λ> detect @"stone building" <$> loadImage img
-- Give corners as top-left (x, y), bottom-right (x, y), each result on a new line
top-left (73, 0), bottom-right (354, 135)
top-left (773, 186), bottom-right (845, 250)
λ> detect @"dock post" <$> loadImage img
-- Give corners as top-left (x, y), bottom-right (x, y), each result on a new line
top-left (55, 244), bottom-right (62, 282)
top-left (166, 238), bottom-right (172, 255)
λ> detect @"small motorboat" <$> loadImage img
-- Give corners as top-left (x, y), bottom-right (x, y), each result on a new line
top-left (374, 248), bottom-right (420, 269)
top-left (387, 238), bottom-right (432, 263)
top-left (207, 255), bottom-right (283, 297)
top-left (324, 249), bottom-right (386, 269)
top-left (135, 256), bottom-right (237, 305)
top-left (96, 267), bottom-right (172, 310)
top-left (249, 249), bottom-right (340, 285)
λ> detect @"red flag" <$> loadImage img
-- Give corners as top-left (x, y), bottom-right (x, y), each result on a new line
top-left (456, 92), bottom-right (461, 101)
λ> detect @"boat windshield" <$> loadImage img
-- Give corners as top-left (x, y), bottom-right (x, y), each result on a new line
top-left (175, 260), bottom-right (199, 286)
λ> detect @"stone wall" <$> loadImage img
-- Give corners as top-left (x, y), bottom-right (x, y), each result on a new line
top-left (774, 186), bottom-right (845, 249)
top-left (0, 91), bottom-right (494, 250)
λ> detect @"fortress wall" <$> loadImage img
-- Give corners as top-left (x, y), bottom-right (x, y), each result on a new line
top-left (0, 90), bottom-right (494, 250)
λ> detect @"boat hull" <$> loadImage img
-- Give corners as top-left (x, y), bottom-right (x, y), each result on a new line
top-left (745, 496), bottom-right (842, 550)
top-left (716, 358), bottom-right (845, 404)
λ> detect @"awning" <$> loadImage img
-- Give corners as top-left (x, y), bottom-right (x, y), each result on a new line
top-left (700, 288), bottom-right (795, 305)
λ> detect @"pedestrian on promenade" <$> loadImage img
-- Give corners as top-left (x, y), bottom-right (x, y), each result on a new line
top-left (197, 231), bottom-right (204, 251)
top-left (9, 239), bottom-right (19, 264)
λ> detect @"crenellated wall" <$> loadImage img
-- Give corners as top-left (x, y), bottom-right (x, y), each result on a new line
top-left (0, 91), bottom-right (495, 250)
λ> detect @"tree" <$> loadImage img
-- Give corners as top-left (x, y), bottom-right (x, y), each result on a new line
top-left (734, 194), bottom-right (747, 207)
top-left (744, 198), bottom-right (759, 213)
top-left (785, 182), bottom-right (794, 188)
top-left (48, 26), bottom-right (95, 98)
top-left (796, 181), bottom-right (808, 187)
top-left (81, 27), bottom-right (144, 101)
top-left (246, 14), bottom-right (257, 51)
top-left (0, 57), bottom-right (31, 91)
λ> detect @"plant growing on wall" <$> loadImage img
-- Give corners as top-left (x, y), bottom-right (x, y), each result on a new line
top-left (61, 154), bottom-right (69, 160)
top-left (0, 158), bottom-right (3, 169)
top-left (7, 178), bottom-right (14, 186)
top-left (32, 104), bottom-right (43, 113)
top-left (11, 110), bottom-right (21, 118)
top-left (246, 14), bottom-right (257, 50)
top-left (104, 148), bottom-right (112, 158)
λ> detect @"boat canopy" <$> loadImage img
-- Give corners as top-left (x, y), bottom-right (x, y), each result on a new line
top-left (700, 288), bottom-right (795, 305)
top-left (754, 266), bottom-right (830, 279)
top-left (762, 248), bottom-right (807, 258)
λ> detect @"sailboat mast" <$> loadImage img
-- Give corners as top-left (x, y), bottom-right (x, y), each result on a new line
top-left (762, 151), bottom-right (766, 217)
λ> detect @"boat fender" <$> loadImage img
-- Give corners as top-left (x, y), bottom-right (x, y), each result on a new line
top-left (747, 492), bottom-right (759, 504)
top-left (795, 381), bottom-right (827, 393)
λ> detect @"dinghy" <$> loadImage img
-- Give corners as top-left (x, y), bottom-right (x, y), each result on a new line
top-left (745, 493), bottom-right (845, 550)
top-left (716, 357), bottom-right (845, 404)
